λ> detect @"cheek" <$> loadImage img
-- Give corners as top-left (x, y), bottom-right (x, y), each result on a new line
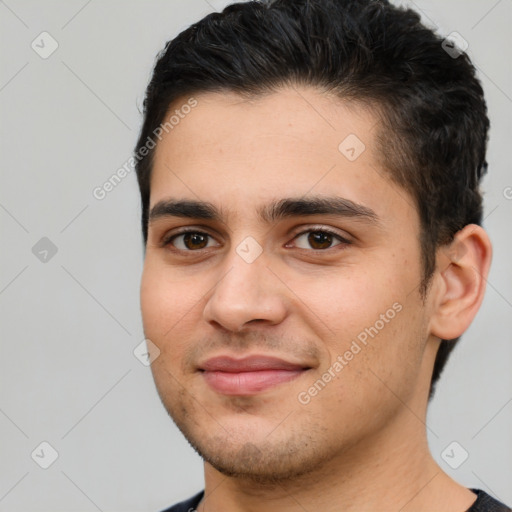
top-left (300, 264), bottom-right (422, 378)
top-left (141, 256), bottom-right (198, 317)
top-left (140, 264), bottom-right (168, 337)
top-left (300, 303), bottom-right (424, 434)
top-left (140, 260), bottom-right (191, 345)
top-left (297, 268), bottom-right (398, 338)
top-left (140, 258), bottom-right (214, 371)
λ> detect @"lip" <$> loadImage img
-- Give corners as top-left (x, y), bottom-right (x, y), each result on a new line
top-left (199, 355), bottom-right (311, 396)
top-left (200, 355), bottom-right (308, 372)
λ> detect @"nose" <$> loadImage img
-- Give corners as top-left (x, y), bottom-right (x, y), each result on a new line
top-left (203, 248), bottom-right (288, 333)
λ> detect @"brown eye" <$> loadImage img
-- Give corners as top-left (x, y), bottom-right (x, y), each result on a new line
top-left (183, 233), bottom-right (208, 250)
top-left (307, 231), bottom-right (334, 249)
top-left (166, 231), bottom-right (219, 251)
top-left (291, 229), bottom-right (349, 251)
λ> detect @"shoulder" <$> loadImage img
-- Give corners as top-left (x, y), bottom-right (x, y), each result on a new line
top-left (159, 490), bottom-right (204, 512)
top-left (466, 489), bottom-right (511, 512)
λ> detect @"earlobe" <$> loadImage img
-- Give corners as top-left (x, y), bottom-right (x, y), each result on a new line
top-left (429, 224), bottom-right (492, 341)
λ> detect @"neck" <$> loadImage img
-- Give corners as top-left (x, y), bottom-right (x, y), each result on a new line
top-left (198, 406), bottom-right (476, 512)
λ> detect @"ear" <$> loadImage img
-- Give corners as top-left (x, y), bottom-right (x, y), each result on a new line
top-left (429, 224), bottom-right (492, 340)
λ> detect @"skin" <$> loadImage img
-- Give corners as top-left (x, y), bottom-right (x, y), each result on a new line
top-left (140, 87), bottom-right (492, 511)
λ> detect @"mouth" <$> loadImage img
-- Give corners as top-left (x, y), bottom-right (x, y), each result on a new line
top-left (198, 355), bottom-right (312, 396)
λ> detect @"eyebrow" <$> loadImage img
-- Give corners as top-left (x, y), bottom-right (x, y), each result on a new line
top-left (148, 196), bottom-right (380, 226)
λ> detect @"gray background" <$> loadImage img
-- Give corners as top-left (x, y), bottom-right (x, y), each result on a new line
top-left (0, 1), bottom-right (511, 510)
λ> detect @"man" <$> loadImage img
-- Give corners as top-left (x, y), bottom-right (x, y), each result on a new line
top-left (134, 0), bottom-right (510, 510)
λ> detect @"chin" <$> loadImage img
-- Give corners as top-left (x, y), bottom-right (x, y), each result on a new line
top-left (170, 407), bottom-right (336, 485)
top-left (192, 436), bottom-right (325, 484)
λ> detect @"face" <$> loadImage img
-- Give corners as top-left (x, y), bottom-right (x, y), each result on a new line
top-left (141, 87), bottom-right (436, 482)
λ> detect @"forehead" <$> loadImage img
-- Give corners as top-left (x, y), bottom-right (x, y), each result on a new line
top-left (149, 87), bottom-right (417, 230)
top-left (153, 87), bottom-right (376, 169)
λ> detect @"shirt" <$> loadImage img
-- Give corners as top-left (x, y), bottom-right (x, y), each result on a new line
top-left (160, 488), bottom-right (511, 512)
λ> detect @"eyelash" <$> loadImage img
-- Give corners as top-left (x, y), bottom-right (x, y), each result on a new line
top-left (286, 227), bottom-right (351, 251)
top-left (161, 226), bottom-right (352, 252)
